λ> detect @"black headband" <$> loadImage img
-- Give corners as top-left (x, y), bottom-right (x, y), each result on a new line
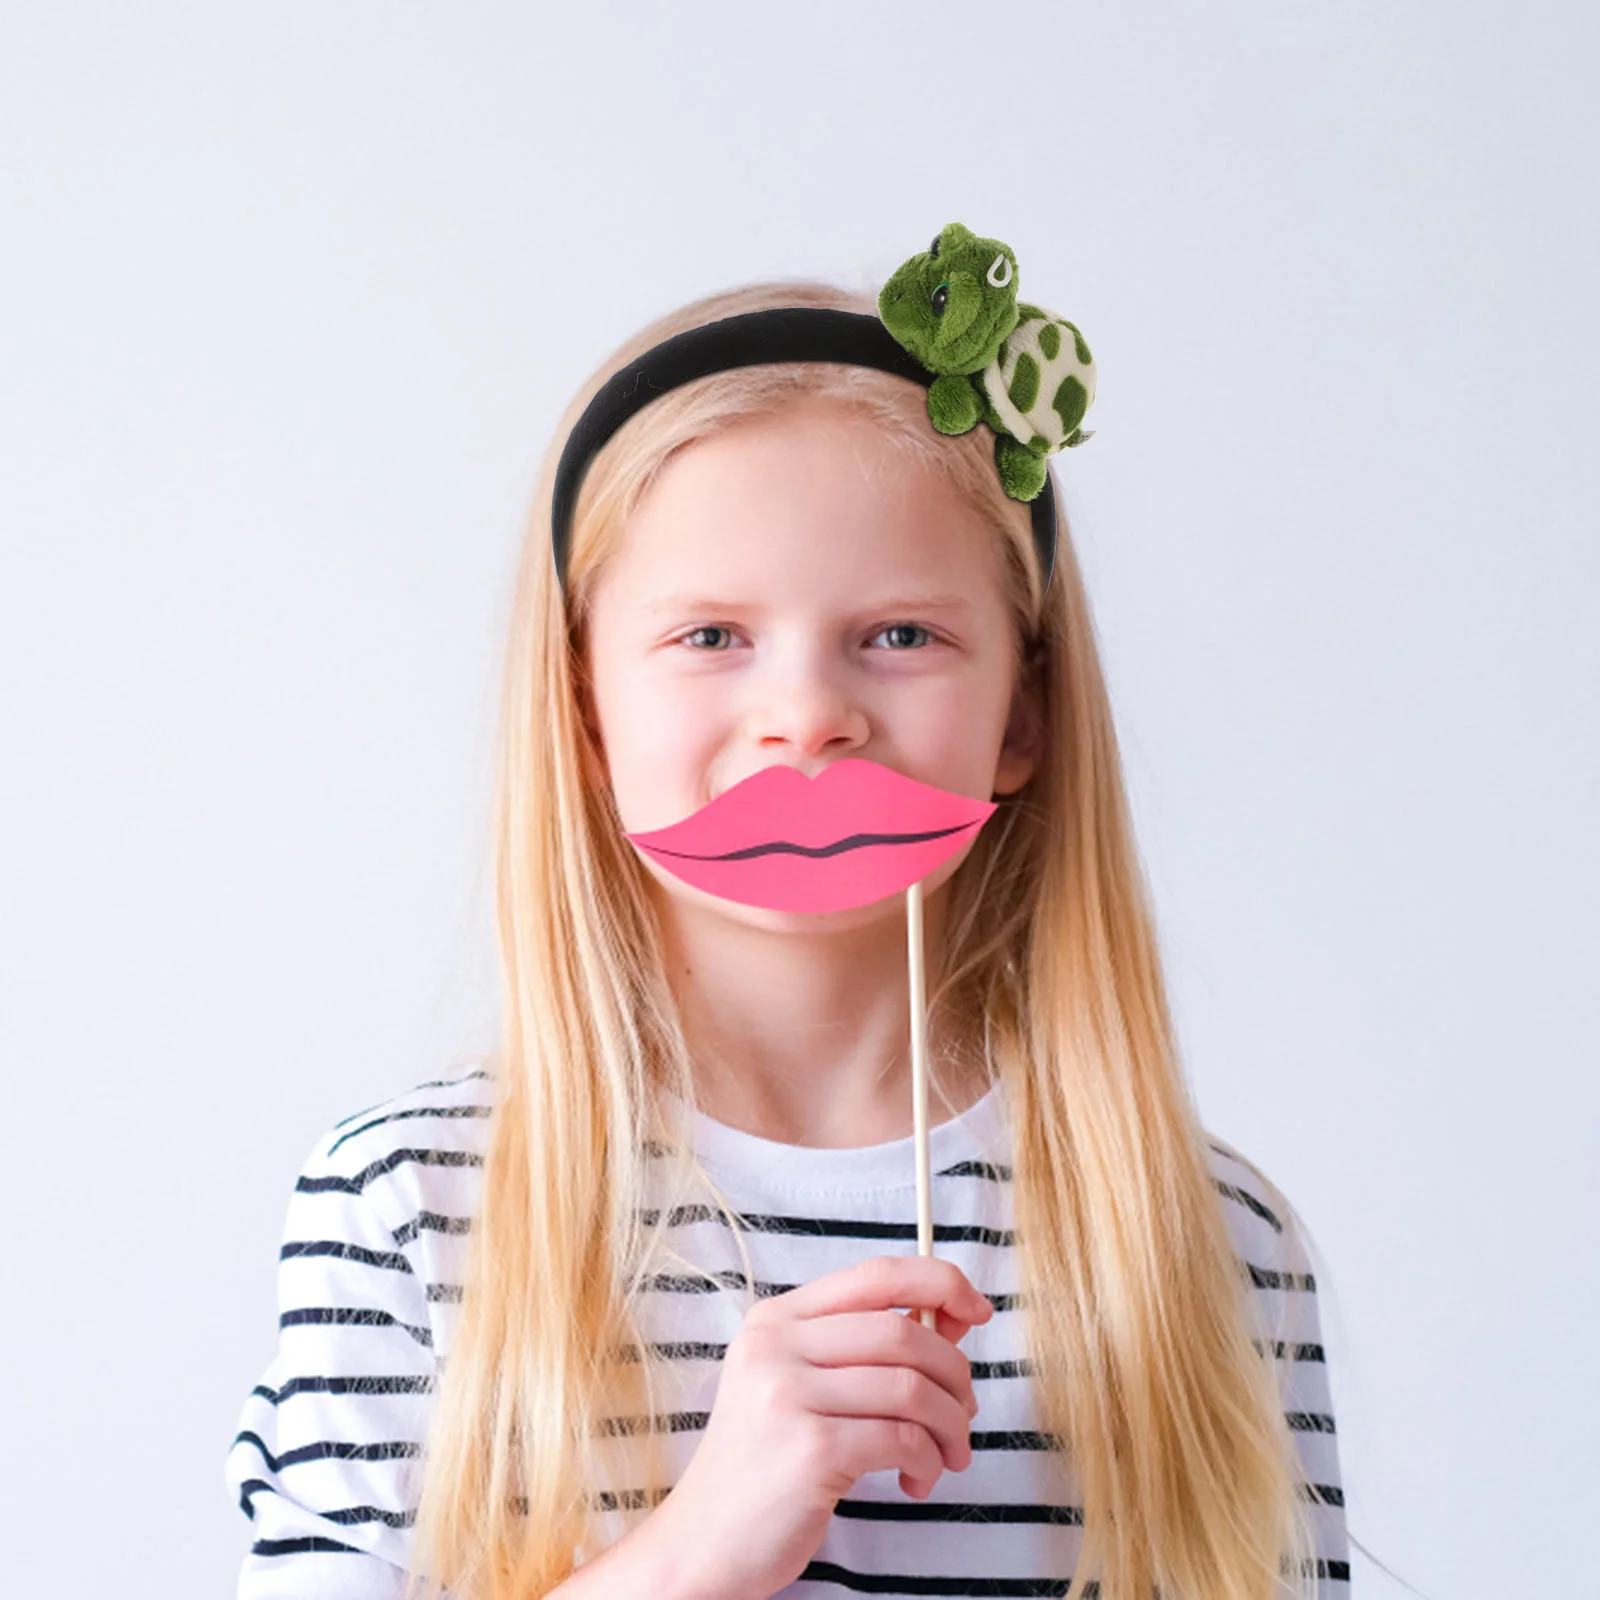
top-left (549, 306), bottom-right (1057, 602)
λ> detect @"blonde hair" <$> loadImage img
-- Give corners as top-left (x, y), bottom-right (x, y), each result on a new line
top-left (402, 279), bottom-right (1324, 1600)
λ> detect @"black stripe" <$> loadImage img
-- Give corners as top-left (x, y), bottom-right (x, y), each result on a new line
top-left (594, 1413), bottom-right (1069, 1450)
top-left (582, 1487), bottom-right (1343, 1530)
top-left (599, 1411), bottom-right (712, 1437)
top-left (628, 1257), bottom-right (1303, 1305)
top-left (602, 1342), bottom-right (1325, 1376)
top-left (785, 1561), bottom-right (1348, 1595)
top-left (391, 1209), bottom-right (472, 1247)
top-left (1286, 1410), bottom-right (1338, 1434)
top-left (320, 1503), bottom-right (414, 1529)
top-left (282, 1239), bottom-right (414, 1276)
top-left (834, 1498), bottom-right (1081, 1525)
top-left (786, 1551), bottom-right (1342, 1595)
top-left (629, 1272), bottom-right (1030, 1311)
top-left (640, 1204), bottom-right (1015, 1247)
top-left (589, 1487), bottom-right (671, 1511)
top-left (1245, 1263), bottom-right (1318, 1292)
top-left (1213, 1178), bottom-right (1284, 1233)
top-left (298, 1147), bottom-right (481, 1198)
top-left (329, 1103), bottom-right (493, 1158)
top-left (236, 1480), bottom-right (416, 1528)
top-left (618, 1339), bottom-right (726, 1362)
top-left (252, 1374), bottom-right (435, 1405)
top-left (234, 1475), bottom-right (272, 1519)
top-left (1259, 1340), bottom-right (1327, 1362)
top-left (330, 1067), bottom-right (492, 1130)
top-left (801, 1556), bottom-right (1082, 1595)
top-left (279, 1306), bottom-right (433, 1348)
top-left (614, 1337), bottom-right (1036, 1376)
top-left (251, 1535), bottom-right (367, 1556)
top-left (972, 1358), bottom-right (1028, 1379)
top-left (939, 1157), bottom-right (1012, 1181)
top-left (232, 1429), bottom-right (421, 1474)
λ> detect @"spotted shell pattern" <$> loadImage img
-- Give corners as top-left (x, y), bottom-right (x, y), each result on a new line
top-left (980, 308), bottom-right (1096, 455)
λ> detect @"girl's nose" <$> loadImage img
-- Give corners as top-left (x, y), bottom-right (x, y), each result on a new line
top-left (747, 660), bottom-right (870, 758)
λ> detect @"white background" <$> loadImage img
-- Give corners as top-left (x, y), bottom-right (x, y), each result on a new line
top-left (3, 4), bottom-right (1594, 1595)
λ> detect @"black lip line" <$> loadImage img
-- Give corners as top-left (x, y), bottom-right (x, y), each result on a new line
top-left (639, 821), bottom-right (978, 864)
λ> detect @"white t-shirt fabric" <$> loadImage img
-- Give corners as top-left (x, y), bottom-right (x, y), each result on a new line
top-left (224, 1064), bottom-right (1350, 1598)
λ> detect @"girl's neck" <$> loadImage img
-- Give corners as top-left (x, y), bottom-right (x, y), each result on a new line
top-left (651, 886), bottom-right (983, 1149)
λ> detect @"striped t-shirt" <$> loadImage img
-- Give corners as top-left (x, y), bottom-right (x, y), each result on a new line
top-left (225, 1064), bottom-right (1350, 1598)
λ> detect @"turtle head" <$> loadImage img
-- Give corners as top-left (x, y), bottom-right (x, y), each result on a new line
top-left (878, 222), bottom-right (1021, 375)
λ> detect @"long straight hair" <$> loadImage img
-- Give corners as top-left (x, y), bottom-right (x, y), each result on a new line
top-left (402, 279), bottom-right (1323, 1600)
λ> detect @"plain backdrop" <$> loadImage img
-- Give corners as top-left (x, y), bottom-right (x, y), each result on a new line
top-left (2, 4), bottom-right (1595, 1594)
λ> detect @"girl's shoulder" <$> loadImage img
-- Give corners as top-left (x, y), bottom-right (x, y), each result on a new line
top-left (292, 1059), bottom-right (500, 1232)
top-left (1200, 1128), bottom-right (1320, 1287)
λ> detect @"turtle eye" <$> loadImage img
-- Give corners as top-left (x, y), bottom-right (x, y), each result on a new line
top-left (931, 281), bottom-right (949, 316)
top-left (929, 233), bottom-right (941, 259)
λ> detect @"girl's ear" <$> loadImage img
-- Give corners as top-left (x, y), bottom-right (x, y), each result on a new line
top-left (993, 642), bottom-right (1046, 798)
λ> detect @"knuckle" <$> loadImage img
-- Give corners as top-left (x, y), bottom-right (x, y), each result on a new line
top-left (793, 1411), bottom-right (831, 1474)
top-left (890, 1308), bottom-right (921, 1353)
top-left (892, 1363), bottom-right (925, 1412)
top-left (873, 1254), bottom-right (904, 1288)
top-left (749, 1356), bottom-right (792, 1416)
top-left (733, 1319), bottom-right (777, 1363)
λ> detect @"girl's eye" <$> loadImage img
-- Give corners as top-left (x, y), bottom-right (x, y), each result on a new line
top-left (931, 281), bottom-right (949, 316)
top-left (680, 625), bottom-right (736, 650)
top-left (677, 624), bottom-right (932, 651)
top-left (872, 623), bottom-right (932, 650)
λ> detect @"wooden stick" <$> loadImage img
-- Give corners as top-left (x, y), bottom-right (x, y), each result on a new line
top-left (906, 878), bottom-right (936, 1330)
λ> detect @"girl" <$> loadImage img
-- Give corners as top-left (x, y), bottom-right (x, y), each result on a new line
top-left (225, 275), bottom-right (1349, 1600)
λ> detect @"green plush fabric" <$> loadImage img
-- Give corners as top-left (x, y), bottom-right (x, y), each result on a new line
top-left (879, 222), bottom-right (1097, 502)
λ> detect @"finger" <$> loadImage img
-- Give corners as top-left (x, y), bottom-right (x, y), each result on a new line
top-left (833, 1415), bottom-right (943, 1492)
top-left (807, 1366), bottom-right (974, 1472)
top-left (928, 1298), bottom-right (992, 1345)
top-left (797, 1310), bottom-right (977, 1410)
top-left (781, 1255), bottom-right (991, 1327)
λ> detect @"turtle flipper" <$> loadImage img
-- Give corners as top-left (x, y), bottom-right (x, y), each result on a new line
top-left (927, 373), bottom-right (983, 436)
top-left (995, 434), bottom-right (1049, 500)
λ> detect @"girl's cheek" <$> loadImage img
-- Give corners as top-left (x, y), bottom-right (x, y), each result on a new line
top-left (616, 682), bottom-right (711, 774)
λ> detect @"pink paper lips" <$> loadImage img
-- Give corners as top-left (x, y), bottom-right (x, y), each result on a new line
top-left (624, 757), bottom-right (998, 914)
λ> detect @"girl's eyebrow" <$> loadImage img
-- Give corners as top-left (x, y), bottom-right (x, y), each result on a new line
top-left (642, 594), bottom-right (750, 616)
top-left (642, 592), bottom-right (977, 616)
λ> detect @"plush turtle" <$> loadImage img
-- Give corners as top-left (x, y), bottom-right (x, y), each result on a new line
top-left (878, 221), bottom-right (1095, 501)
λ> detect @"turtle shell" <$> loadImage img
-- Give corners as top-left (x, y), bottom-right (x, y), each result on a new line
top-left (980, 307), bottom-right (1096, 454)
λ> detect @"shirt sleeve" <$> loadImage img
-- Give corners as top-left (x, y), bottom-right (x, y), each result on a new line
top-left (1271, 1201), bottom-right (1352, 1595)
top-left (224, 1125), bottom-right (440, 1599)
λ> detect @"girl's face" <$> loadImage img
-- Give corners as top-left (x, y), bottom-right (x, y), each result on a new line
top-left (581, 400), bottom-right (1041, 931)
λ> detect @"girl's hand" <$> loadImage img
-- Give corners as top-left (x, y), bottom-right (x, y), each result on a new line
top-left (647, 1253), bottom-right (994, 1600)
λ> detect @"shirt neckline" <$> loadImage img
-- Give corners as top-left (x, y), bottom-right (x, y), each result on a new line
top-left (659, 1075), bottom-right (1010, 1197)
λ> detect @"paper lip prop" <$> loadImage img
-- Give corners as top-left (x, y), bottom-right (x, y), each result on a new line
top-left (624, 757), bottom-right (998, 914)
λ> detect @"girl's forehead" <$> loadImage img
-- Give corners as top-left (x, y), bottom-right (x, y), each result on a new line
top-left (611, 417), bottom-right (995, 589)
